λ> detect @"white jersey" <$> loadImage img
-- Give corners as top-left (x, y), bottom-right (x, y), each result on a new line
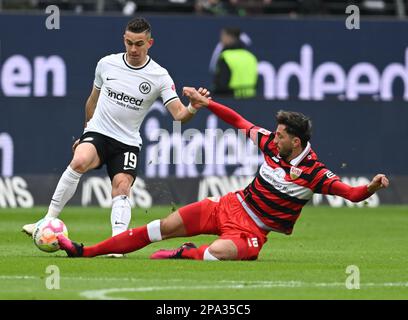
top-left (84, 53), bottom-right (179, 147)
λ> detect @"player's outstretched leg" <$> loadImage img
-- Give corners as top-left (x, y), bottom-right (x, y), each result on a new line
top-left (22, 166), bottom-right (83, 236)
top-left (150, 239), bottom-right (238, 261)
top-left (22, 143), bottom-right (99, 236)
top-left (57, 234), bottom-right (84, 257)
top-left (57, 207), bottom-right (203, 258)
top-left (57, 211), bottom-right (187, 258)
top-left (57, 225), bottom-right (151, 258)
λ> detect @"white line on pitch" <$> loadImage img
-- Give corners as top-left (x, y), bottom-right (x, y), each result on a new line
top-left (80, 281), bottom-right (408, 300)
top-left (2, 275), bottom-right (408, 287)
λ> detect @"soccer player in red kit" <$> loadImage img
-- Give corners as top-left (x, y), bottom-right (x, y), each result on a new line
top-left (57, 87), bottom-right (389, 261)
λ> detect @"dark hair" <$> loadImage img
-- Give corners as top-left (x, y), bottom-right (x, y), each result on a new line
top-left (222, 27), bottom-right (241, 40)
top-left (126, 17), bottom-right (151, 35)
top-left (276, 110), bottom-right (312, 148)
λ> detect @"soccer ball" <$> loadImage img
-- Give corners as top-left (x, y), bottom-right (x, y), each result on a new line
top-left (32, 218), bottom-right (68, 252)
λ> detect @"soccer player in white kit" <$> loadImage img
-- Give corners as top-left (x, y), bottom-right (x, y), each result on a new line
top-left (22, 17), bottom-right (206, 255)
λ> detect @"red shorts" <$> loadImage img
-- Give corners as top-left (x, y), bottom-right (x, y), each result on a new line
top-left (178, 192), bottom-right (268, 260)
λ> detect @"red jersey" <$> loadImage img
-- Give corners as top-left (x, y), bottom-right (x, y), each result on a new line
top-left (205, 100), bottom-right (373, 236)
top-left (237, 127), bottom-right (339, 235)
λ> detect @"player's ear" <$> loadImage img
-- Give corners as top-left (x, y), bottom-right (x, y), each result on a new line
top-left (148, 38), bottom-right (154, 47)
top-left (293, 136), bottom-right (301, 148)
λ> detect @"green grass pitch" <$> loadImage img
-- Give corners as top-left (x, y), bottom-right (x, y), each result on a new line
top-left (0, 205), bottom-right (407, 300)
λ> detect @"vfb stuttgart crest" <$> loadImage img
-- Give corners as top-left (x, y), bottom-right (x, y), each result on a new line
top-left (139, 82), bottom-right (151, 94)
top-left (290, 166), bottom-right (303, 180)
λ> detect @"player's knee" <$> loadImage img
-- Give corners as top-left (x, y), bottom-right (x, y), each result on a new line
top-left (160, 214), bottom-right (185, 239)
top-left (208, 241), bottom-right (238, 261)
top-left (70, 157), bottom-right (91, 173)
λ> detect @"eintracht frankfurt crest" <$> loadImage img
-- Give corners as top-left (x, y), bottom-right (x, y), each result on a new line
top-left (139, 82), bottom-right (151, 94)
top-left (290, 166), bottom-right (302, 180)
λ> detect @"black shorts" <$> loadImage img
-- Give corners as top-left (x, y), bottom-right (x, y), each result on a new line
top-left (79, 131), bottom-right (140, 182)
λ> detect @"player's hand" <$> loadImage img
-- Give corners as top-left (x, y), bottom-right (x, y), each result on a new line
top-left (72, 139), bottom-right (80, 154)
top-left (367, 174), bottom-right (389, 193)
top-left (197, 87), bottom-right (211, 99)
top-left (183, 87), bottom-right (210, 109)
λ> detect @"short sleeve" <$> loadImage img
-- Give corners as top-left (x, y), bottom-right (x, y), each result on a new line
top-left (160, 73), bottom-right (179, 106)
top-left (93, 59), bottom-right (103, 90)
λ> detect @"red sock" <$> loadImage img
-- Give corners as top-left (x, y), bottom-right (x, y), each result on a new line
top-left (83, 226), bottom-right (151, 257)
top-left (180, 245), bottom-right (209, 260)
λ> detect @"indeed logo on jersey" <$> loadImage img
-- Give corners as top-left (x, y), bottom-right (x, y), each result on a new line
top-left (107, 87), bottom-right (143, 110)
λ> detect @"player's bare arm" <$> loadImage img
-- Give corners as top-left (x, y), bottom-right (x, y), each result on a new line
top-left (184, 86), bottom-right (260, 141)
top-left (72, 86), bottom-right (101, 153)
top-left (85, 86), bottom-right (101, 126)
top-left (167, 87), bottom-right (210, 123)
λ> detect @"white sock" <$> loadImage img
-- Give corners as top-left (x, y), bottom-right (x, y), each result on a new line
top-left (203, 248), bottom-right (219, 261)
top-left (46, 166), bottom-right (82, 219)
top-left (111, 195), bottom-right (132, 236)
top-left (146, 220), bottom-right (162, 242)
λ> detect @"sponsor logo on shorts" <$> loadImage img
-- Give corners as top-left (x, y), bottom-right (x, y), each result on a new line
top-left (82, 137), bottom-right (94, 142)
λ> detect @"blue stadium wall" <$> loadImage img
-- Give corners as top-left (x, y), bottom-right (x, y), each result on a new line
top-left (0, 14), bottom-right (407, 206)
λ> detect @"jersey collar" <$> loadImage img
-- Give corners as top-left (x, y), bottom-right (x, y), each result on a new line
top-left (289, 142), bottom-right (311, 167)
top-left (122, 54), bottom-right (151, 70)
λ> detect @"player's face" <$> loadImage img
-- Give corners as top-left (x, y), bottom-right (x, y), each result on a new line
top-left (123, 30), bottom-right (153, 67)
top-left (274, 124), bottom-right (298, 160)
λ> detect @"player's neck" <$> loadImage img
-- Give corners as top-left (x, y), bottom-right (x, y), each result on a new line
top-left (125, 54), bottom-right (149, 67)
top-left (285, 147), bottom-right (303, 164)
